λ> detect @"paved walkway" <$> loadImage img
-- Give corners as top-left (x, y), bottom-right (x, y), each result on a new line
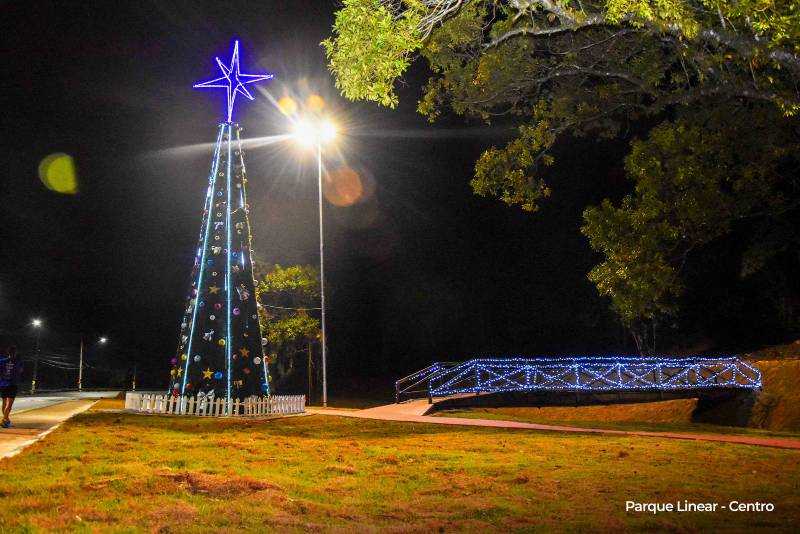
top-left (0, 399), bottom-right (96, 459)
top-left (308, 401), bottom-right (800, 450)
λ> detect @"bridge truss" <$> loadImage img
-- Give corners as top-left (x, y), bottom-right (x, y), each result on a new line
top-left (395, 357), bottom-right (762, 403)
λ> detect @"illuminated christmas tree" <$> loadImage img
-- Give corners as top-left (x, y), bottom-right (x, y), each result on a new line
top-left (169, 41), bottom-right (274, 407)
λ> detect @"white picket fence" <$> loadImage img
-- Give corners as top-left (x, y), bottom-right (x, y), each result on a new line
top-left (124, 392), bottom-right (305, 417)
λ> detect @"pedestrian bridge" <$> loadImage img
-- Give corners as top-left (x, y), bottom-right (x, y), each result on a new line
top-left (395, 356), bottom-right (762, 403)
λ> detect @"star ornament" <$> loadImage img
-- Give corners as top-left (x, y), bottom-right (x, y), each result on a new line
top-left (194, 40), bottom-right (274, 123)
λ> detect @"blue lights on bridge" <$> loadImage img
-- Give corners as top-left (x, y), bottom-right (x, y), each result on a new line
top-left (396, 356), bottom-right (762, 401)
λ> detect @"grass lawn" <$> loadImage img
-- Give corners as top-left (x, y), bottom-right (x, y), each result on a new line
top-left (1, 409), bottom-right (799, 533)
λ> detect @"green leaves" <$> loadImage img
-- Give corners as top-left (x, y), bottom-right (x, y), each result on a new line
top-left (472, 120), bottom-right (555, 211)
top-left (256, 263), bottom-right (321, 364)
top-left (266, 312), bottom-right (321, 348)
top-left (322, 0), bottom-right (423, 107)
top-left (581, 109), bottom-right (800, 327)
top-left (260, 264), bottom-right (320, 297)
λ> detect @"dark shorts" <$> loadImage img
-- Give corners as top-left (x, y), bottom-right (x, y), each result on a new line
top-left (1, 386), bottom-right (18, 399)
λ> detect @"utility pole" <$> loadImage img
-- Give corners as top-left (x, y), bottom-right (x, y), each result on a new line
top-left (78, 335), bottom-right (84, 391)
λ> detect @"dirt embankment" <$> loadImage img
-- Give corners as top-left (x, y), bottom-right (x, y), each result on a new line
top-left (745, 358), bottom-right (800, 431)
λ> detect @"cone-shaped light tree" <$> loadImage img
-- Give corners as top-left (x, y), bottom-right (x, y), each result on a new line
top-left (168, 41), bottom-right (274, 409)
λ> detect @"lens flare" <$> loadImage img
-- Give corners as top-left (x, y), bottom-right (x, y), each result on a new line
top-left (293, 120), bottom-right (317, 147)
top-left (320, 121), bottom-right (336, 142)
top-left (277, 96), bottom-right (298, 116)
top-left (324, 166), bottom-right (364, 207)
top-left (38, 153), bottom-right (78, 194)
top-left (306, 94), bottom-right (325, 113)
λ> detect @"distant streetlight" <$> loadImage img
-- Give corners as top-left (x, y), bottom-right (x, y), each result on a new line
top-left (79, 335), bottom-right (109, 391)
top-left (292, 118), bottom-right (337, 407)
top-left (30, 319), bottom-right (43, 394)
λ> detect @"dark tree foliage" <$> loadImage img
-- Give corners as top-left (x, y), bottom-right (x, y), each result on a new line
top-left (324, 1), bottom-right (800, 350)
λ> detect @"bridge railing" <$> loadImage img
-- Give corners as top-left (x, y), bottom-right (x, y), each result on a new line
top-left (395, 362), bottom-right (461, 403)
top-left (396, 356), bottom-right (762, 402)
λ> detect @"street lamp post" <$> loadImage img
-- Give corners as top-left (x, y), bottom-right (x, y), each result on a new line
top-left (30, 319), bottom-right (42, 394)
top-left (315, 138), bottom-right (328, 408)
top-left (79, 336), bottom-right (107, 391)
top-left (78, 335), bottom-right (84, 391)
top-left (293, 119), bottom-right (336, 407)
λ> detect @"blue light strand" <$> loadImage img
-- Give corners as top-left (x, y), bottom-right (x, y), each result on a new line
top-left (226, 124), bottom-right (233, 414)
top-left (399, 356), bottom-right (762, 398)
top-left (181, 124), bottom-right (225, 397)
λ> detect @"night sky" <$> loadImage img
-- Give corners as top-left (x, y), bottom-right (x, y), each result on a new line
top-left (2, 1), bottom-right (793, 396)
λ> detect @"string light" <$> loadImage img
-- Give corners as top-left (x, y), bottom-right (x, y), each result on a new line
top-left (181, 125), bottom-right (225, 396)
top-left (193, 40), bottom-right (274, 123)
top-left (397, 356), bottom-right (762, 399)
top-left (226, 124), bottom-right (233, 414)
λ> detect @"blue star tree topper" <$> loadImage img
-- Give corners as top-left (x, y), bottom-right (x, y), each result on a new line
top-left (194, 40), bottom-right (274, 122)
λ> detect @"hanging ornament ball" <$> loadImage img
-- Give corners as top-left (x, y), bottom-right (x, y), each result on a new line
top-left (232, 353), bottom-right (238, 360)
top-left (192, 289), bottom-right (198, 296)
top-left (214, 303), bottom-right (222, 311)
top-left (252, 314), bottom-right (257, 319)
top-left (186, 383), bottom-right (192, 390)
top-left (233, 307), bottom-right (240, 316)
top-left (261, 338), bottom-right (268, 346)
top-left (253, 357), bottom-right (262, 365)
top-left (218, 338), bottom-right (226, 346)
top-left (181, 353), bottom-right (187, 361)
top-left (181, 322), bottom-right (188, 329)
top-left (170, 369), bottom-right (177, 376)
top-left (194, 354), bottom-right (201, 362)
top-left (243, 367), bottom-right (251, 375)
top-left (173, 383), bottom-right (179, 389)
top-left (170, 357), bottom-right (178, 365)
top-left (214, 371), bottom-right (223, 380)
top-left (209, 314), bottom-right (216, 321)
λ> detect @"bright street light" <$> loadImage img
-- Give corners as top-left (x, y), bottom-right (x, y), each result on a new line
top-left (31, 318), bottom-right (42, 327)
top-left (99, 337), bottom-right (108, 344)
top-left (292, 117), bottom-right (338, 407)
top-left (293, 119), bottom-right (337, 147)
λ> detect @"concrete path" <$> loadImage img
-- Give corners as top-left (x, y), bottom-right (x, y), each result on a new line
top-left (0, 399), bottom-right (97, 459)
top-left (308, 400), bottom-right (800, 450)
top-left (11, 391), bottom-right (119, 414)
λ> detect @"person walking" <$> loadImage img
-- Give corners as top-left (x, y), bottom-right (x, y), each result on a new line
top-left (1, 346), bottom-right (22, 428)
